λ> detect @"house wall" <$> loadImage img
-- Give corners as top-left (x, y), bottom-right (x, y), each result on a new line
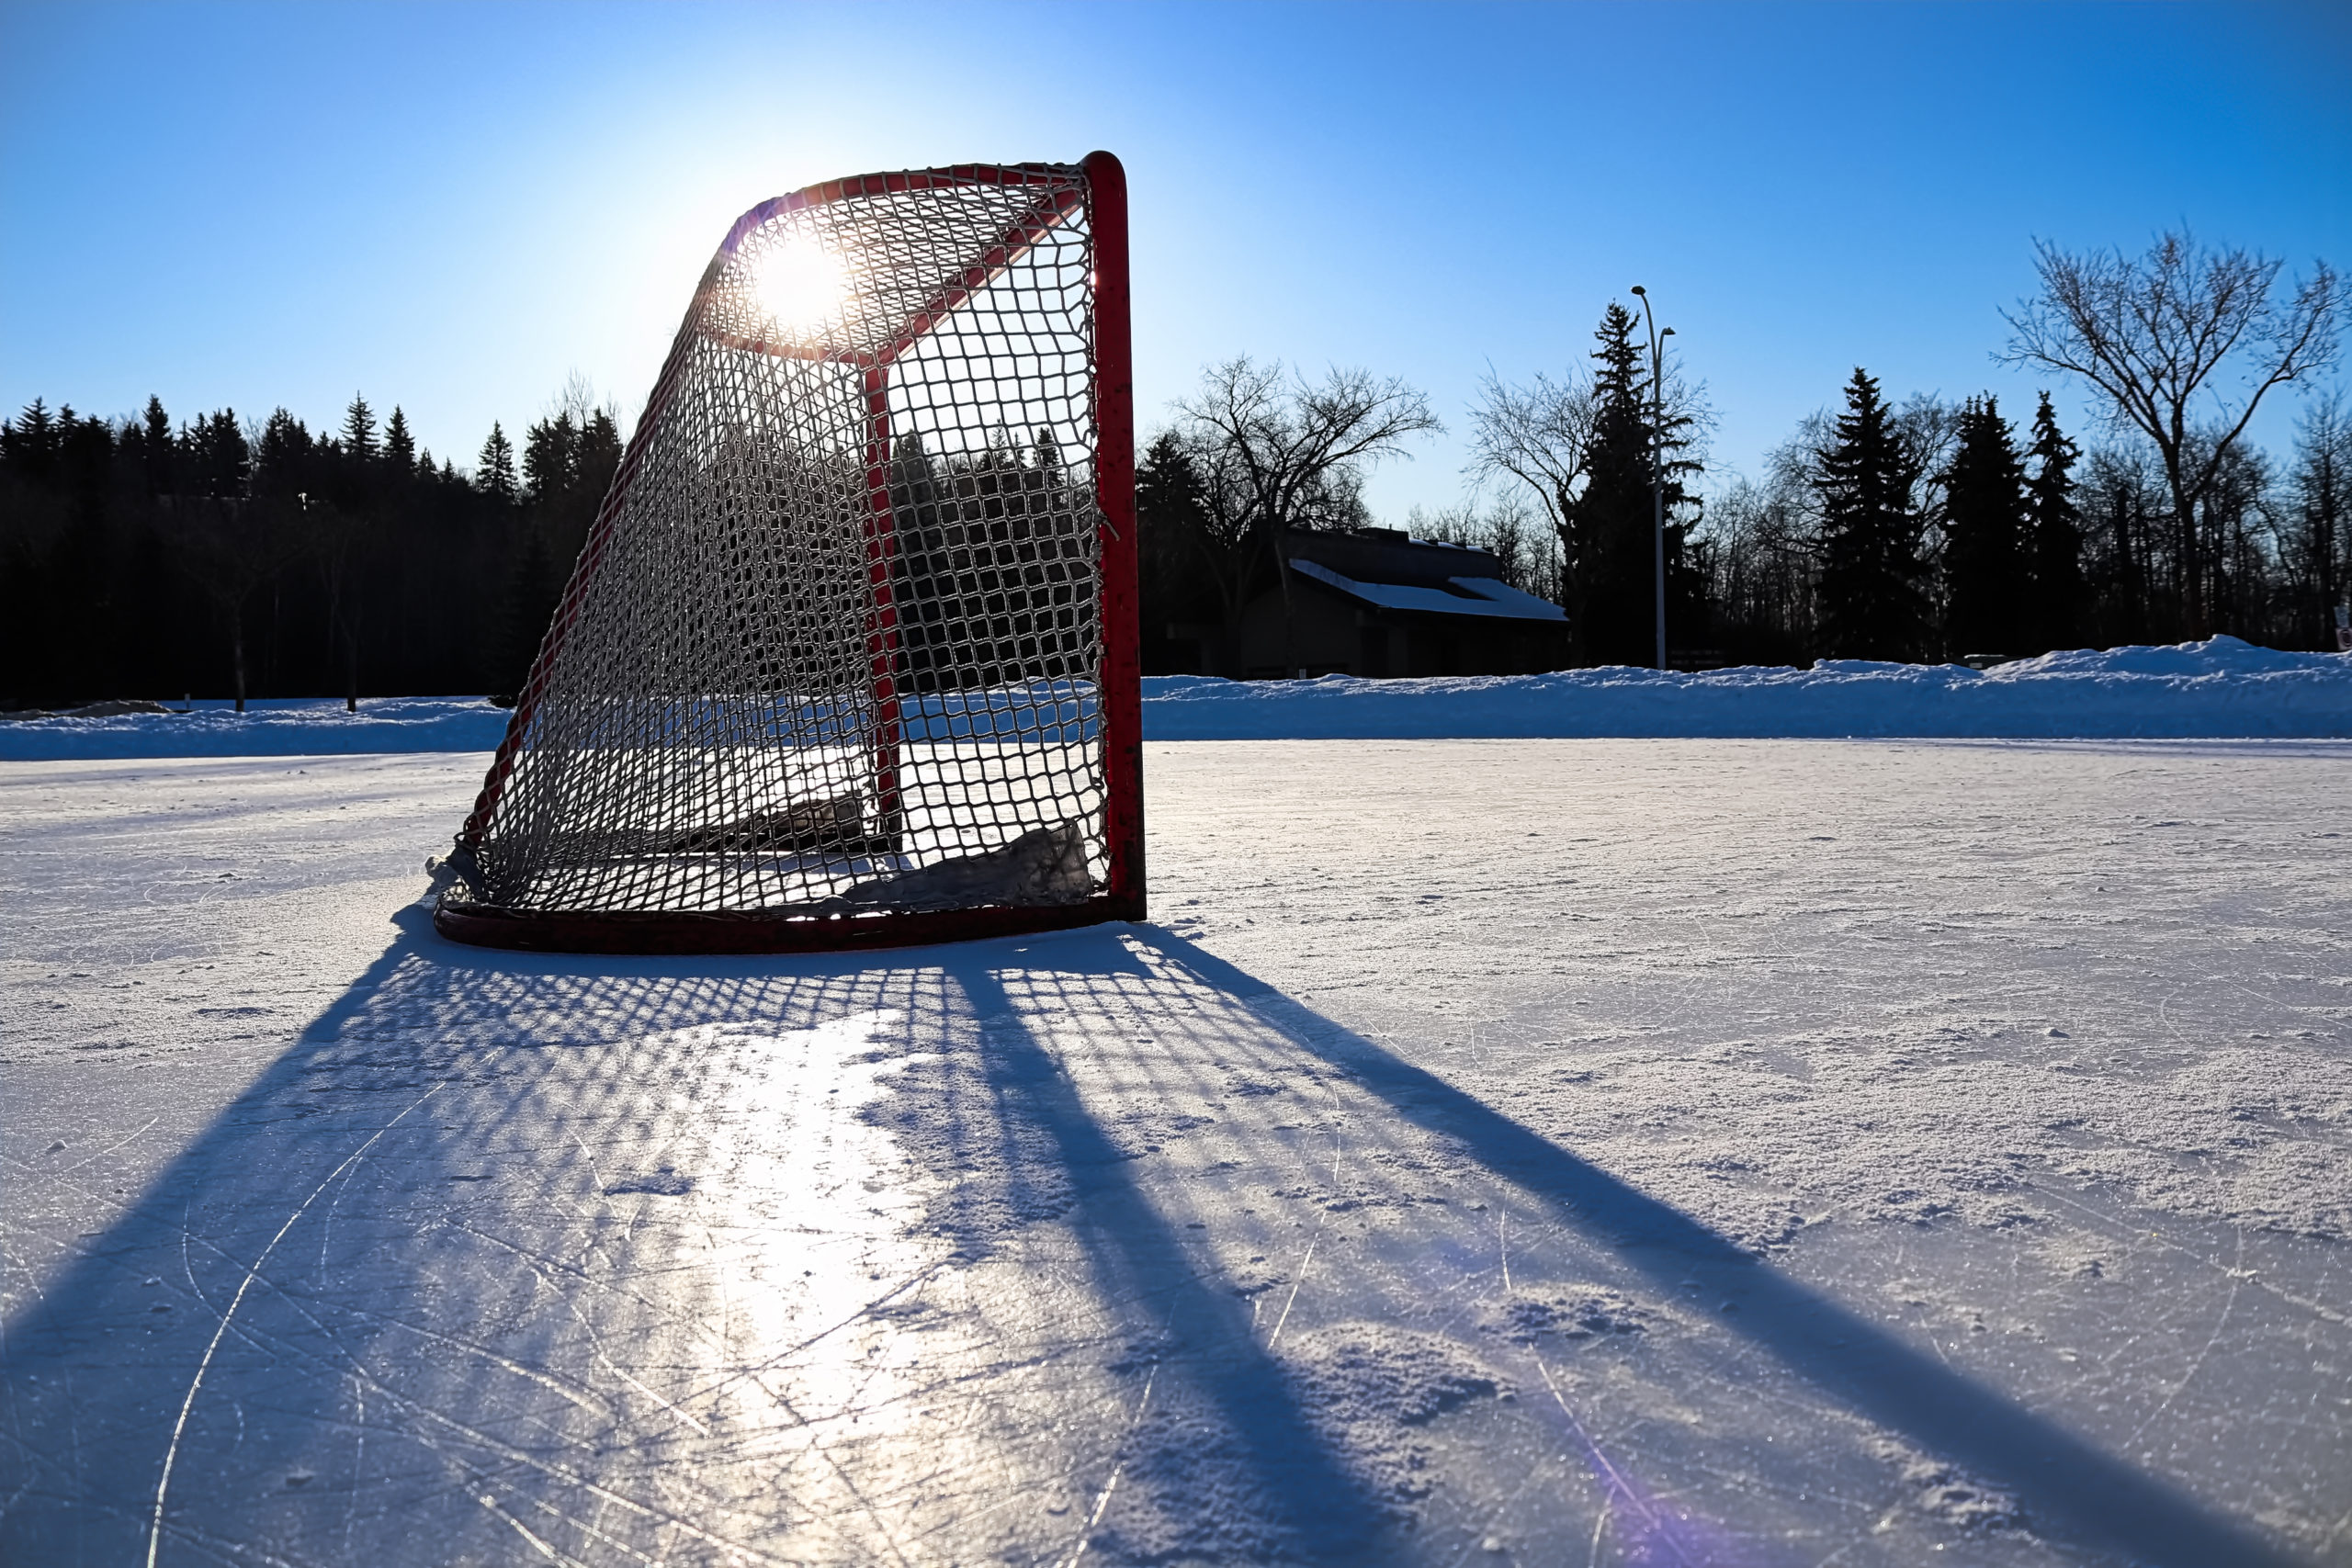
top-left (1232, 580), bottom-right (1364, 678)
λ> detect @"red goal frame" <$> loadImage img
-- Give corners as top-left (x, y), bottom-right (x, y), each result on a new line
top-left (435, 152), bottom-right (1143, 955)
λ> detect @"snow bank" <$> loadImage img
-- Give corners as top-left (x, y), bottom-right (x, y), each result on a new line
top-left (2, 637), bottom-right (2344, 760)
top-left (0, 695), bottom-right (511, 761)
top-left (1145, 637), bottom-right (2352, 740)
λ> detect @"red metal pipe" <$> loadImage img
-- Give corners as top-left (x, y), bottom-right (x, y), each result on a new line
top-left (1084, 151), bottom-right (1146, 922)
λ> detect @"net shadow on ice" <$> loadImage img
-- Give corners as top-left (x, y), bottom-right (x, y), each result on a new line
top-left (1, 901), bottom-right (2301, 1566)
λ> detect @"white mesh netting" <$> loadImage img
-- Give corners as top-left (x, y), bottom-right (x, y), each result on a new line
top-left (444, 163), bottom-right (1116, 930)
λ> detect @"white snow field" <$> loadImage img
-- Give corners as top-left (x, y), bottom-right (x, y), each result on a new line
top-left (4, 738), bottom-right (2350, 1566)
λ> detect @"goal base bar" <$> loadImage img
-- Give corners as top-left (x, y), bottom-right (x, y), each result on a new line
top-left (433, 892), bottom-right (1148, 956)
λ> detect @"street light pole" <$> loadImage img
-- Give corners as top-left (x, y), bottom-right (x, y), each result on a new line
top-left (1630, 286), bottom-right (1673, 671)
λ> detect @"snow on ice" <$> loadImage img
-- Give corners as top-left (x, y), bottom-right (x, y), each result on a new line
top-left (1, 636), bottom-right (2346, 762)
top-left (2, 722), bottom-right (2349, 1561)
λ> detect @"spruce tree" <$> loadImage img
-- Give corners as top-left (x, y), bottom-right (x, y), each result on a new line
top-left (1813, 369), bottom-right (1928, 660)
top-left (2, 398), bottom-right (61, 480)
top-left (252, 409), bottom-right (312, 499)
top-left (186, 411), bottom-right (250, 499)
top-left (341, 394), bottom-right (379, 461)
top-left (2023, 392), bottom-right (2083, 654)
top-left (141, 395), bottom-right (175, 495)
top-left (496, 525), bottom-right (557, 696)
top-left (1135, 430), bottom-right (1225, 662)
top-left (1939, 395), bottom-right (2028, 658)
top-left (384, 407), bottom-right (416, 475)
top-left (1566, 303), bottom-right (1657, 665)
top-left (522, 412), bottom-right (578, 503)
top-left (1032, 424), bottom-right (1065, 483)
top-left (478, 422), bottom-right (518, 502)
top-left (577, 412), bottom-right (622, 497)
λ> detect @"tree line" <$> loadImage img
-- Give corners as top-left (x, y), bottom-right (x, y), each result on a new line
top-left (1139, 229), bottom-right (2346, 670)
top-left (0, 382), bottom-right (620, 707)
top-left (1695, 232), bottom-right (2346, 663)
top-left (4, 228), bottom-right (2344, 705)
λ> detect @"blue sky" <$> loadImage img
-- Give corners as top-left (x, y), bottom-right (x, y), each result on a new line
top-left (4, 1), bottom-right (2347, 519)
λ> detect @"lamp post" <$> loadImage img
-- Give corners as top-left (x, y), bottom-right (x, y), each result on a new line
top-left (1629, 286), bottom-right (1673, 671)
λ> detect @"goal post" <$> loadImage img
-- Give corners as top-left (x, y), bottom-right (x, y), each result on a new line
top-left (435, 152), bottom-right (1143, 954)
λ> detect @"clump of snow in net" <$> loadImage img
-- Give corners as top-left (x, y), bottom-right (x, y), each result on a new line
top-left (449, 165), bottom-right (1106, 919)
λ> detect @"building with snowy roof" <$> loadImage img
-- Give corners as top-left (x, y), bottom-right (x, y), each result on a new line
top-left (1175, 527), bottom-right (1569, 680)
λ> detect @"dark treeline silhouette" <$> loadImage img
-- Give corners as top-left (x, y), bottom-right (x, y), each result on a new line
top-left (891, 427), bottom-right (1098, 692)
top-left (1141, 231), bottom-right (2343, 672)
top-left (0, 389), bottom-right (620, 706)
top-left (11, 367), bottom-right (2346, 704)
top-left (7, 232), bottom-right (2344, 699)
top-left (1702, 374), bottom-right (2352, 663)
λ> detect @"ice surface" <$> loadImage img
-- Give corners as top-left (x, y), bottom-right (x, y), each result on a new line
top-left (3, 741), bottom-right (2348, 1565)
top-left (2, 637), bottom-right (2347, 763)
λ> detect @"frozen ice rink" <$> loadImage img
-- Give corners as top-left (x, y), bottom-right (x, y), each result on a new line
top-left (4, 739), bottom-right (2348, 1565)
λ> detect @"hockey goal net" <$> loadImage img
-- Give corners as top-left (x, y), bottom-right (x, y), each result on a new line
top-left (435, 152), bottom-right (1141, 953)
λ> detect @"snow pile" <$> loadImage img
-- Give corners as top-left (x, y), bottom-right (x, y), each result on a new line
top-left (0, 695), bottom-right (511, 760)
top-left (2, 637), bottom-right (2345, 759)
top-left (1145, 636), bottom-right (2352, 739)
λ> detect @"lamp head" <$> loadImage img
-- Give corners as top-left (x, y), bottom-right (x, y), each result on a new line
top-left (1629, 285), bottom-right (1646, 296)
top-left (1662, 326), bottom-right (1676, 337)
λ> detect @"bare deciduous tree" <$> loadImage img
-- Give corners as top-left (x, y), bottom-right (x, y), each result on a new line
top-left (1406, 495), bottom-right (1556, 600)
top-left (2288, 392), bottom-right (2351, 645)
top-left (1171, 358), bottom-right (1440, 671)
top-left (1464, 369), bottom-right (1598, 542)
top-left (2000, 230), bottom-right (2341, 630)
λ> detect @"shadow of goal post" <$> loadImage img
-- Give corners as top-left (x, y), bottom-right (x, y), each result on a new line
top-left (435, 152), bottom-right (1143, 954)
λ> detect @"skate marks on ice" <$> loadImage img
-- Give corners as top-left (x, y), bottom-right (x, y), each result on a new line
top-left (1, 908), bottom-right (2299, 1566)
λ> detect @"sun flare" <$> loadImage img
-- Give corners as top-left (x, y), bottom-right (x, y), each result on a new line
top-left (751, 239), bottom-right (848, 337)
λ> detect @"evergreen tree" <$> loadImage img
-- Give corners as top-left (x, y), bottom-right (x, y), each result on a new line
top-left (1813, 368), bottom-right (1928, 660)
top-left (1554, 302), bottom-right (1703, 666)
top-left (1939, 395), bottom-right (2029, 657)
top-left (43, 409), bottom-right (121, 696)
top-left (478, 422), bottom-right (517, 502)
top-left (184, 410), bottom-right (250, 499)
top-left (1564, 304), bottom-right (1657, 665)
top-left (577, 411), bottom-right (623, 494)
top-left (522, 412), bottom-right (577, 503)
top-left (495, 525), bottom-right (557, 696)
top-left (1032, 425), bottom-right (1066, 484)
top-left (2023, 393), bottom-right (2083, 654)
top-left (2, 398), bottom-right (61, 480)
top-left (252, 409), bottom-right (313, 499)
top-left (1136, 430), bottom-right (1209, 543)
top-left (340, 394), bottom-right (378, 462)
top-left (1134, 429), bottom-right (1226, 669)
top-left (141, 395), bottom-right (175, 495)
top-left (384, 407), bottom-right (416, 476)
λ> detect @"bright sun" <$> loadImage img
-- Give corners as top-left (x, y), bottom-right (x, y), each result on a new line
top-left (751, 240), bottom-right (848, 337)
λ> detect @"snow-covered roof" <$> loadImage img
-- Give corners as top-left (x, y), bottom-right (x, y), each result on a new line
top-left (1288, 558), bottom-right (1567, 622)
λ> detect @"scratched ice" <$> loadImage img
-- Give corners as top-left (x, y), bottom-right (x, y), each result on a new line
top-left (3, 740), bottom-right (2348, 1565)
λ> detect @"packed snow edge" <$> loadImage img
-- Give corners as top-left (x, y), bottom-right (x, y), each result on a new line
top-left (2, 637), bottom-right (2346, 759)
